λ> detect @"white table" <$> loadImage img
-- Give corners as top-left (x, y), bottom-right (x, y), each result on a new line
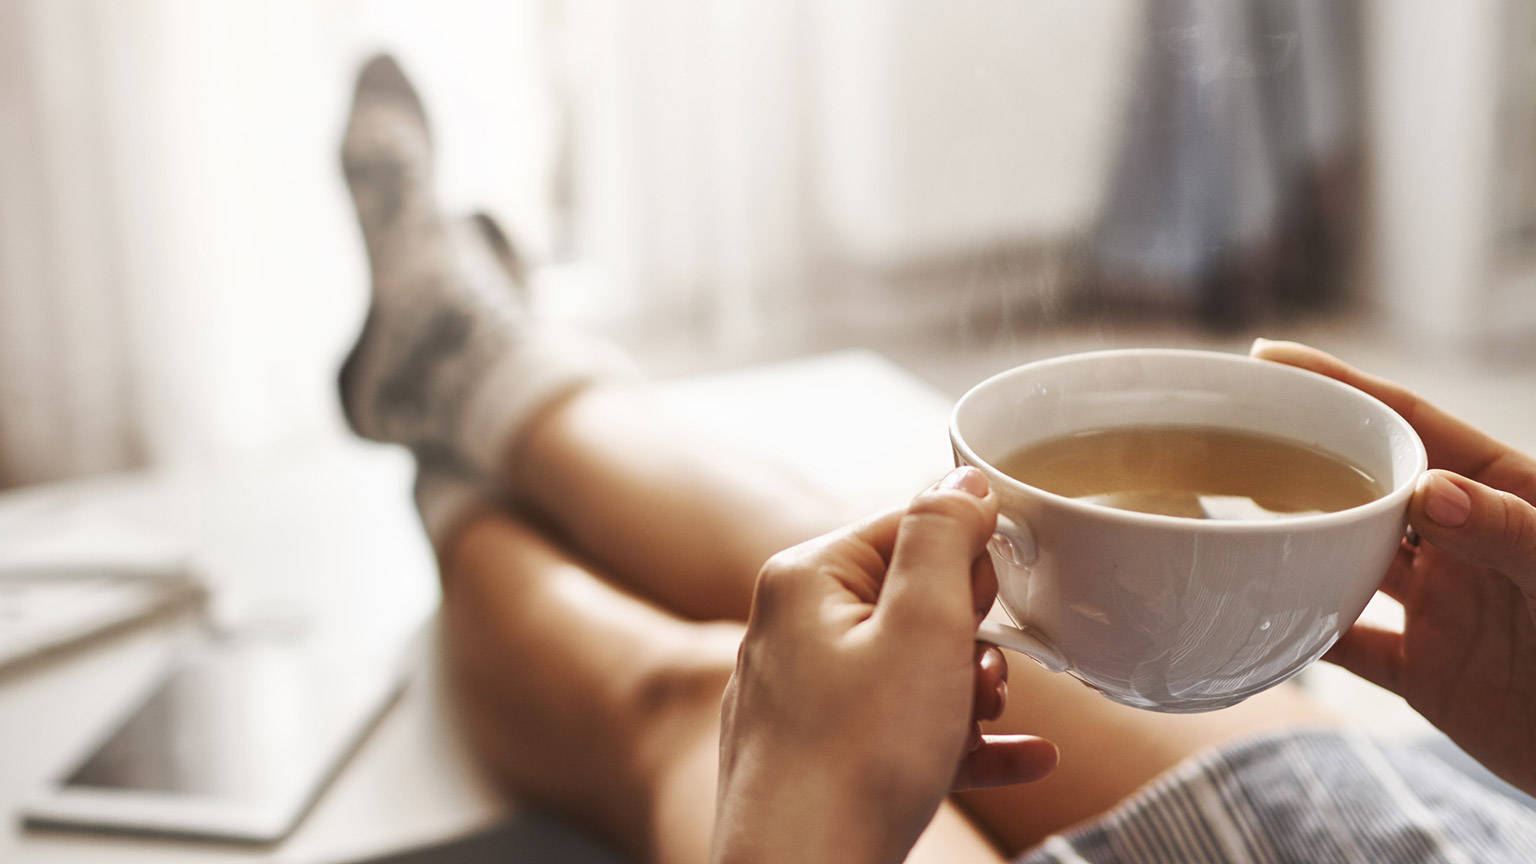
top-left (0, 350), bottom-right (959, 864)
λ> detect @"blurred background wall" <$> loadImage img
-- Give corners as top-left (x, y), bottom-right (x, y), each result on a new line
top-left (0, 0), bottom-right (1532, 488)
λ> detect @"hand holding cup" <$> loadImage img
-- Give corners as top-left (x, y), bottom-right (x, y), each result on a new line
top-left (1252, 339), bottom-right (1536, 795)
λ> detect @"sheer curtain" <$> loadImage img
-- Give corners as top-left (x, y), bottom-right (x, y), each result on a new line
top-left (0, 0), bottom-right (560, 487)
top-left (541, 0), bottom-right (820, 354)
top-left (0, 0), bottom-right (822, 486)
top-left (551, 0), bottom-right (1134, 352)
top-left (0, 0), bottom-right (1131, 487)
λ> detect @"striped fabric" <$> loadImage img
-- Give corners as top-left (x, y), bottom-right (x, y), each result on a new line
top-left (1017, 728), bottom-right (1536, 863)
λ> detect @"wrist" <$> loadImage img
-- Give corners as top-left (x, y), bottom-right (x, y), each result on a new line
top-left (712, 747), bottom-right (919, 864)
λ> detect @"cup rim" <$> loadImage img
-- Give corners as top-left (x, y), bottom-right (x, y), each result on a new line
top-left (949, 348), bottom-right (1429, 531)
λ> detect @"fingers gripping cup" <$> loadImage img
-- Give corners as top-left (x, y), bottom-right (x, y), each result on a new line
top-left (953, 349), bottom-right (1427, 713)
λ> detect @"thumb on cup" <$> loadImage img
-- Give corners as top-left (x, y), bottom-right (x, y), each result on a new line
top-left (877, 467), bottom-right (998, 636)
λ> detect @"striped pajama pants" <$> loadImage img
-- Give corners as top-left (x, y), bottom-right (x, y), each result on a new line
top-left (1016, 728), bottom-right (1536, 863)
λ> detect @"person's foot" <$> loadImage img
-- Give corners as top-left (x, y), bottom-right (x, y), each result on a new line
top-left (469, 211), bottom-right (529, 295)
top-left (340, 54), bottom-right (435, 270)
top-left (337, 54), bottom-right (625, 478)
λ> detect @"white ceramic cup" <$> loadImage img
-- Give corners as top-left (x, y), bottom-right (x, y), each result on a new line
top-left (953, 349), bottom-right (1428, 713)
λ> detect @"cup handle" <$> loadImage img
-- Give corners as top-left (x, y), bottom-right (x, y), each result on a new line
top-left (976, 514), bottom-right (1069, 673)
top-left (976, 620), bottom-right (1070, 673)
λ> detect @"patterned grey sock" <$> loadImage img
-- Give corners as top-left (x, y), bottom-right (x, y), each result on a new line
top-left (412, 447), bottom-right (494, 551)
top-left (337, 55), bottom-right (628, 478)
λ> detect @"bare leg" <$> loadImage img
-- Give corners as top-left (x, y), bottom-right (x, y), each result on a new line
top-left (440, 510), bottom-right (1005, 864)
top-left (506, 384), bottom-right (859, 622)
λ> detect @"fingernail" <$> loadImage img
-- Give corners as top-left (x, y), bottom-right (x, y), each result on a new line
top-left (1420, 472), bottom-right (1471, 528)
top-left (1250, 337), bottom-right (1272, 354)
top-left (941, 466), bottom-right (989, 498)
